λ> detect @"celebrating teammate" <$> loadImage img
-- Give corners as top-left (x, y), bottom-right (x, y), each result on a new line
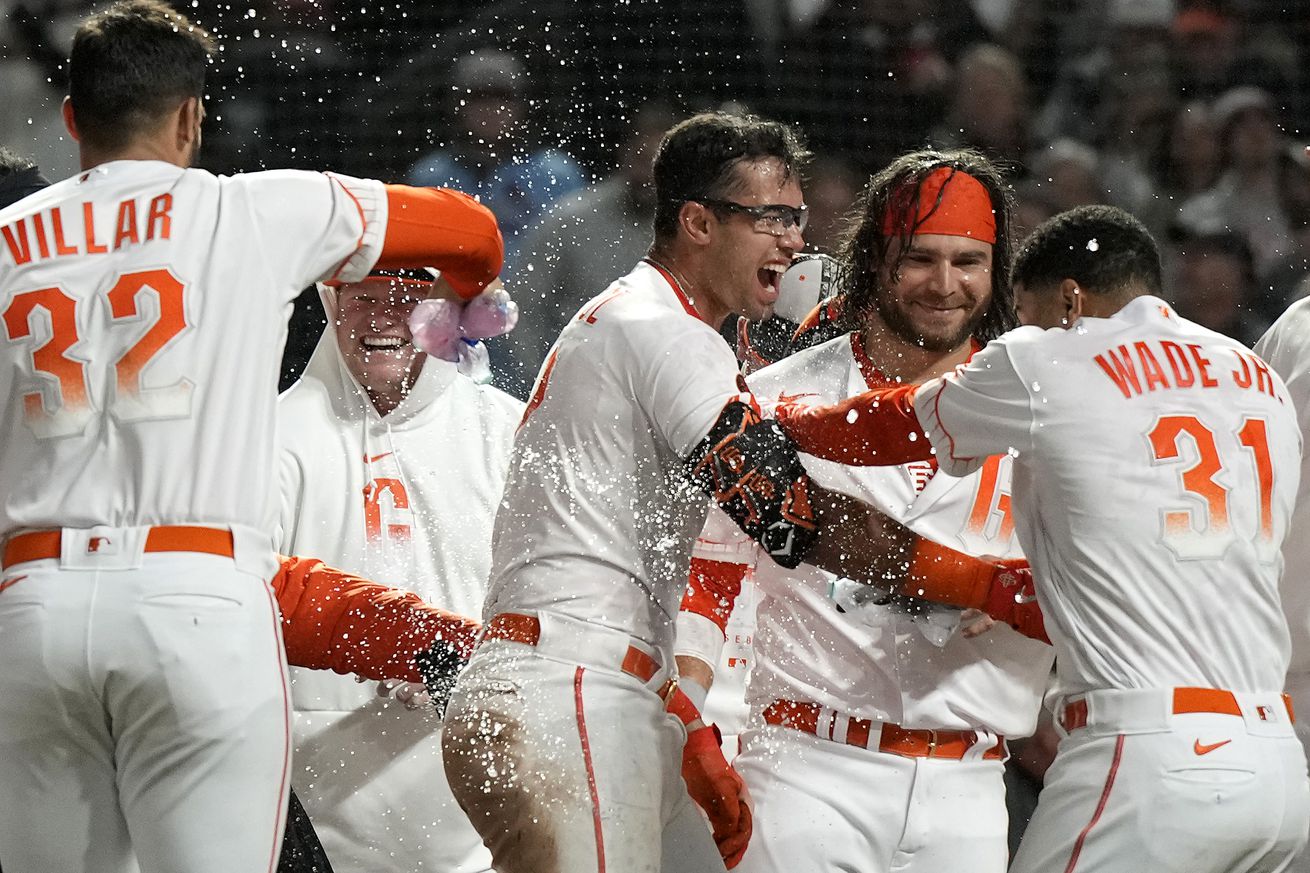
top-left (440, 111), bottom-right (904, 873)
top-left (277, 269), bottom-right (521, 872)
top-left (676, 149), bottom-right (1054, 873)
top-left (0, 2), bottom-right (503, 871)
top-left (779, 204), bottom-right (1310, 872)
top-left (1253, 295), bottom-right (1310, 873)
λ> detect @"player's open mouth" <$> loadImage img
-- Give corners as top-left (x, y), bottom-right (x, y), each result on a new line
top-left (362, 336), bottom-right (407, 351)
top-left (759, 263), bottom-right (785, 296)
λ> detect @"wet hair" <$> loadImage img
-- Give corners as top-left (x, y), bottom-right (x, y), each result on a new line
top-left (68, 0), bottom-right (214, 151)
top-left (835, 148), bottom-right (1017, 342)
top-left (652, 111), bottom-right (810, 244)
top-left (1013, 204), bottom-right (1162, 300)
top-left (0, 147), bottom-right (50, 209)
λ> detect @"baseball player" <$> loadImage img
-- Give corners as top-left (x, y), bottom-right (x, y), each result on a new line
top-left (277, 268), bottom-right (522, 873)
top-left (1253, 296), bottom-right (1310, 873)
top-left (0, 2), bottom-right (502, 871)
top-left (440, 111), bottom-right (914, 873)
top-left (778, 204), bottom-right (1310, 872)
top-left (676, 151), bottom-right (1054, 873)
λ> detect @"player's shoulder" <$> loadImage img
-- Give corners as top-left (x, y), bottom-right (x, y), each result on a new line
top-left (748, 332), bottom-right (853, 399)
top-left (1255, 296), bottom-right (1310, 361)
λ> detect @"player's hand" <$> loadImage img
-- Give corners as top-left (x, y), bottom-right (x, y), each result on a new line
top-left (682, 723), bottom-right (753, 868)
top-left (959, 608), bottom-right (996, 638)
top-left (415, 639), bottom-right (469, 716)
top-left (375, 679), bottom-right (433, 710)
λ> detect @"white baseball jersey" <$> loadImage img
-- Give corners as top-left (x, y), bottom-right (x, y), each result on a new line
top-left (0, 160), bottom-right (384, 541)
top-left (1253, 297), bottom-right (1310, 677)
top-left (483, 259), bottom-right (747, 659)
top-left (916, 295), bottom-right (1299, 698)
top-left (681, 333), bottom-right (1052, 737)
top-left (277, 312), bottom-right (521, 872)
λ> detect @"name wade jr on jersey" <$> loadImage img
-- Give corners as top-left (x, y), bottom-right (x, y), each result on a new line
top-left (1094, 332), bottom-right (1282, 400)
top-left (3, 190), bottom-right (174, 263)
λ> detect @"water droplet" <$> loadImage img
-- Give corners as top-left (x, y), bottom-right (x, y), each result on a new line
top-left (1086, 238), bottom-right (1099, 252)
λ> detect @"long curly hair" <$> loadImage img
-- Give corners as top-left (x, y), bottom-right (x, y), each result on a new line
top-left (834, 148), bottom-right (1018, 343)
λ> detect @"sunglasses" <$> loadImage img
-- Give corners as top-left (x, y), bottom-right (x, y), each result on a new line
top-left (696, 199), bottom-right (809, 236)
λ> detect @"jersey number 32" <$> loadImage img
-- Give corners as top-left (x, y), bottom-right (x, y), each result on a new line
top-left (4, 268), bottom-right (191, 438)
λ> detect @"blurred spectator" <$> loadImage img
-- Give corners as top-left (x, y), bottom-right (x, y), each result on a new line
top-left (1152, 100), bottom-right (1222, 206)
top-left (0, 1), bottom-right (83, 182)
top-left (408, 48), bottom-right (586, 262)
top-left (801, 154), bottom-right (862, 254)
top-left (1171, 4), bottom-right (1299, 122)
top-left (495, 102), bottom-right (674, 396)
top-left (1097, 62), bottom-right (1176, 233)
top-left (1175, 86), bottom-right (1293, 281)
top-left (779, 0), bottom-right (990, 172)
top-left (1013, 138), bottom-right (1104, 240)
top-left (1260, 145), bottom-right (1310, 314)
top-left (930, 42), bottom-right (1031, 166)
top-left (1034, 0), bottom-right (1174, 147)
top-left (1169, 230), bottom-right (1267, 344)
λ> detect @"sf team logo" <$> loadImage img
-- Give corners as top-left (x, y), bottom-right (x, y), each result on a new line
top-left (956, 454), bottom-right (1016, 555)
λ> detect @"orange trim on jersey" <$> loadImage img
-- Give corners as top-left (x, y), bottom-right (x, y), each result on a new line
top-left (850, 332), bottom-right (893, 388)
top-left (643, 258), bottom-right (704, 322)
top-left (519, 347), bottom-right (560, 431)
top-left (1064, 735), bottom-right (1125, 873)
top-left (376, 185), bottom-right (504, 300)
top-left (574, 667), bottom-right (608, 873)
top-left (260, 578), bottom-right (293, 873)
top-left (681, 557), bottom-right (749, 634)
top-left (927, 379), bottom-right (973, 465)
top-left (0, 574), bottom-right (27, 594)
top-left (326, 175), bottom-right (370, 285)
top-left (775, 382), bottom-right (930, 466)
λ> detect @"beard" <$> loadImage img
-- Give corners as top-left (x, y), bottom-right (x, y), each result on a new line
top-left (872, 288), bottom-right (984, 353)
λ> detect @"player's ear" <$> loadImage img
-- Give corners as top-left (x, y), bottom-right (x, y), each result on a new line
top-left (62, 97), bottom-right (81, 143)
top-left (679, 201), bottom-right (715, 246)
top-left (1058, 278), bottom-right (1082, 327)
top-left (172, 96), bottom-right (203, 158)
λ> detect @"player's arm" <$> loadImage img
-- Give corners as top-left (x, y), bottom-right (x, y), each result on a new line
top-left (675, 538), bottom-right (753, 709)
top-left (271, 555), bottom-right (480, 704)
top-left (374, 185), bottom-right (504, 300)
top-left (776, 338), bottom-right (1037, 476)
top-left (665, 679), bottom-right (753, 868)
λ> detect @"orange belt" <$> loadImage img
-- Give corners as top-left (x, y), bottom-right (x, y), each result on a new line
top-left (763, 699), bottom-right (1007, 761)
top-left (482, 612), bottom-right (662, 684)
top-left (1060, 687), bottom-right (1297, 731)
top-left (2, 526), bottom-right (235, 569)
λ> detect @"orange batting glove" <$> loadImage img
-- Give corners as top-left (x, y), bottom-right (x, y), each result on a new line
top-left (667, 685), bottom-right (753, 868)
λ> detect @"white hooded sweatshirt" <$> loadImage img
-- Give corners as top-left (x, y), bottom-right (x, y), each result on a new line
top-left (276, 292), bottom-right (521, 872)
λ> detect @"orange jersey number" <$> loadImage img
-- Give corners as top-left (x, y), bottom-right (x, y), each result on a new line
top-left (3, 268), bottom-right (191, 438)
top-left (1147, 414), bottom-right (1275, 562)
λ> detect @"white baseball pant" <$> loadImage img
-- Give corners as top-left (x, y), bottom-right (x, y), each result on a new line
top-left (1011, 688), bottom-right (1310, 873)
top-left (0, 528), bottom-right (292, 873)
top-left (442, 610), bottom-right (724, 873)
top-left (731, 721), bottom-right (1009, 873)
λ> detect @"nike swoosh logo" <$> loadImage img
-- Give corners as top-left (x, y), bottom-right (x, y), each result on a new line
top-left (1194, 739), bottom-right (1232, 756)
top-left (363, 452), bottom-right (393, 464)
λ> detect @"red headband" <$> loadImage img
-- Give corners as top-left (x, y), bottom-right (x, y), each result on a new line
top-left (882, 167), bottom-right (996, 244)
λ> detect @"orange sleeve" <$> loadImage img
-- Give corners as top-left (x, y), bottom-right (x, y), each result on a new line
top-left (375, 185), bottom-right (504, 300)
top-left (775, 383), bottom-right (933, 466)
top-left (680, 557), bottom-right (749, 635)
top-left (271, 554), bottom-right (481, 682)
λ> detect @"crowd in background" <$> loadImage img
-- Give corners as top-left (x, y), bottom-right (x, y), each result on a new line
top-left (4, 0), bottom-right (1310, 395)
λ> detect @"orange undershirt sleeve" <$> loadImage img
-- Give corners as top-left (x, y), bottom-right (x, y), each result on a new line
top-left (376, 185), bottom-right (504, 300)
